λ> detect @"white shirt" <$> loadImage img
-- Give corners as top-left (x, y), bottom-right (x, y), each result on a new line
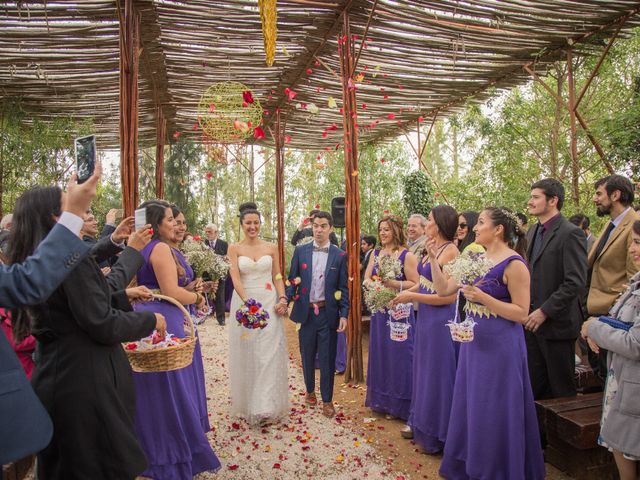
top-left (612, 207), bottom-right (632, 229)
top-left (310, 241), bottom-right (329, 303)
top-left (58, 212), bottom-right (84, 236)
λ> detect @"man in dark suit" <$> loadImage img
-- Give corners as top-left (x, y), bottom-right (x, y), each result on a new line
top-left (360, 235), bottom-right (376, 316)
top-left (0, 168), bottom-right (100, 465)
top-left (569, 213), bottom-right (596, 253)
top-left (525, 178), bottom-right (588, 400)
top-left (286, 211), bottom-right (349, 418)
top-left (204, 223), bottom-right (228, 325)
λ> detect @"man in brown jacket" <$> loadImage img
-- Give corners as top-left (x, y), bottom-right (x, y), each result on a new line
top-left (587, 174), bottom-right (639, 379)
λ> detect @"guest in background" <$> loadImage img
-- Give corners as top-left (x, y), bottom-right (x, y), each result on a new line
top-left (582, 219), bottom-right (640, 480)
top-left (430, 207), bottom-right (545, 480)
top-left (364, 215), bottom-right (418, 420)
top-left (406, 214), bottom-right (427, 257)
top-left (291, 209), bottom-right (339, 247)
top-left (132, 202), bottom-right (220, 479)
top-left (392, 205), bottom-right (459, 451)
top-left (569, 213), bottom-right (596, 253)
top-left (516, 212), bottom-right (529, 233)
top-left (0, 308), bottom-right (35, 378)
top-left (525, 179), bottom-right (587, 400)
top-left (0, 213), bottom-right (13, 254)
top-left (360, 235), bottom-right (377, 316)
top-left (456, 211), bottom-right (480, 252)
top-left (81, 209), bottom-right (132, 268)
top-left (204, 223), bottom-right (228, 326)
top-left (7, 186), bottom-right (164, 480)
top-left (587, 174), bottom-right (639, 381)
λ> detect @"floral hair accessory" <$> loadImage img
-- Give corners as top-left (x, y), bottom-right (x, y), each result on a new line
top-left (499, 208), bottom-right (523, 233)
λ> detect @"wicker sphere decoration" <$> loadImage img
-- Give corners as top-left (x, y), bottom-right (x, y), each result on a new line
top-left (197, 81), bottom-right (263, 143)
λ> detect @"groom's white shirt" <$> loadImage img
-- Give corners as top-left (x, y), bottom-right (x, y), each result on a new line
top-left (310, 241), bottom-right (329, 303)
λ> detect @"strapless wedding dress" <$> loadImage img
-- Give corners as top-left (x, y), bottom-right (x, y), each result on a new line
top-left (228, 255), bottom-right (289, 425)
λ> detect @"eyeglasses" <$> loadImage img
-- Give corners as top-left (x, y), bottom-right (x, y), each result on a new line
top-left (458, 223), bottom-right (468, 229)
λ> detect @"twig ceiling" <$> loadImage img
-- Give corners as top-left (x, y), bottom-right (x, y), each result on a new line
top-left (0, 0), bottom-right (639, 151)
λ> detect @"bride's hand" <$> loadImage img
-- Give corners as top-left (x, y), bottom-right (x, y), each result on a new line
top-left (274, 303), bottom-right (287, 316)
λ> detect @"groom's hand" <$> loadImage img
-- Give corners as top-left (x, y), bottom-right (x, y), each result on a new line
top-left (337, 317), bottom-right (347, 332)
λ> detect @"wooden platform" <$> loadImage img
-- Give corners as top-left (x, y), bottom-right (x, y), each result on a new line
top-left (536, 393), bottom-right (618, 480)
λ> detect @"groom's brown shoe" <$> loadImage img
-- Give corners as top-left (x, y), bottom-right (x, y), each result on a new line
top-left (305, 392), bottom-right (317, 406)
top-left (322, 403), bottom-right (336, 418)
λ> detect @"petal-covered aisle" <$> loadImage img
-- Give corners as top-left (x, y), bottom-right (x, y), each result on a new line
top-left (194, 320), bottom-right (406, 480)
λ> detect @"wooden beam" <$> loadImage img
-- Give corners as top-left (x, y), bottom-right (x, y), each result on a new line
top-left (566, 49), bottom-right (580, 206)
top-left (339, 12), bottom-right (363, 384)
top-left (274, 111), bottom-right (286, 277)
top-left (118, 0), bottom-right (140, 216)
top-left (155, 105), bottom-right (166, 198)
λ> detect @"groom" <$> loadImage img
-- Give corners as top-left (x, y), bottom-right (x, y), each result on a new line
top-left (287, 211), bottom-right (349, 418)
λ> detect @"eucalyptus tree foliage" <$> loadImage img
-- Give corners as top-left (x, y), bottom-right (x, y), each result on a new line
top-left (0, 99), bottom-right (93, 217)
top-left (424, 27), bottom-right (640, 224)
top-left (403, 170), bottom-right (435, 219)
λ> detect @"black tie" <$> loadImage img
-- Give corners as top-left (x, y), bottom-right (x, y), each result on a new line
top-left (594, 221), bottom-right (615, 259)
top-left (529, 224), bottom-right (545, 261)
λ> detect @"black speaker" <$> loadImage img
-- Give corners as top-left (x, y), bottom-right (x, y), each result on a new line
top-left (331, 196), bottom-right (346, 228)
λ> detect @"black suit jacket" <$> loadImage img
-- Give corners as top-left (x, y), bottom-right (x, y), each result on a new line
top-left (205, 238), bottom-right (228, 256)
top-left (526, 215), bottom-right (588, 339)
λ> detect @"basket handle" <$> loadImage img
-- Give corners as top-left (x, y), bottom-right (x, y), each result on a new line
top-left (151, 294), bottom-right (195, 340)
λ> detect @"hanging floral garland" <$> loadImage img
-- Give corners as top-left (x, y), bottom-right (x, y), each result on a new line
top-left (197, 81), bottom-right (263, 143)
top-left (259, 0), bottom-right (277, 66)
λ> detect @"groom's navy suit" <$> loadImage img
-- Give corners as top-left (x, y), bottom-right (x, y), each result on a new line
top-left (287, 241), bottom-right (349, 402)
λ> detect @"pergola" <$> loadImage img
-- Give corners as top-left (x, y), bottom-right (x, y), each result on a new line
top-left (1, 0), bottom-right (639, 381)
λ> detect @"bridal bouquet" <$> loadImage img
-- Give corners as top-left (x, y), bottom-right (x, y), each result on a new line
top-left (375, 254), bottom-right (403, 281)
top-left (236, 298), bottom-right (269, 330)
top-left (443, 250), bottom-right (494, 286)
top-left (363, 279), bottom-right (397, 314)
top-left (182, 239), bottom-right (230, 280)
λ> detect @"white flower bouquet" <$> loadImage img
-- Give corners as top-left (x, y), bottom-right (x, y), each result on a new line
top-left (363, 279), bottom-right (397, 314)
top-left (182, 239), bottom-right (230, 280)
top-left (443, 250), bottom-right (494, 286)
top-left (375, 254), bottom-right (403, 281)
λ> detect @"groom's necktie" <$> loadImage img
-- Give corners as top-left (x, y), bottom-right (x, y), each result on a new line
top-left (313, 246), bottom-right (329, 253)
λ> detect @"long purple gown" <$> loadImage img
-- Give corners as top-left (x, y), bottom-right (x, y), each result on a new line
top-left (439, 255), bottom-right (545, 480)
top-left (132, 240), bottom-right (220, 480)
top-left (365, 249), bottom-right (415, 420)
top-left (408, 259), bottom-right (458, 453)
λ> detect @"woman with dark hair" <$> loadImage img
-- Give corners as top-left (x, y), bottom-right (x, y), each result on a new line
top-left (456, 211), bottom-right (479, 252)
top-left (7, 186), bottom-right (164, 480)
top-left (131, 201), bottom-right (220, 479)
top-left (581, 220), bottom-right (640, 480)
top-left (227, 201), bottom-right (289, 425)
top-left (363, 214), bottom-right (419, 420)
top-left (429, 207), bottom-right (544, 479)
top-left (392, 205), bottom-right (459, 452)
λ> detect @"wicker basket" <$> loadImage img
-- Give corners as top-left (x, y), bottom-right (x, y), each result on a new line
top-left (124, 294), bottom-right (196, 373)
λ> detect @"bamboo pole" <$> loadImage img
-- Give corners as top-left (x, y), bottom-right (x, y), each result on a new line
top-left (155, 105), bottom-right (166, 199)
top-left (118, 0), bottom-right (140, 216)
top-left (339, 12), bottom-right (364, 384)
top-left (566, 49), bottom-right (580, 207)
top-left (274, 111), bottom-right (286, 276)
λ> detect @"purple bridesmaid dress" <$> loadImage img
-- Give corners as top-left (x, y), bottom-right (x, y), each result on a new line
top-left (439, 255), bottom-right (545, 480)
top-left (365, 249), bottom-right (415, 420)
top-left (408, 259), bottom-right (458, 453)
top-left (132, 240), bottom-right (220, 479)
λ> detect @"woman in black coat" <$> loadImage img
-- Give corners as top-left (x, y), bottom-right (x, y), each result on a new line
top-left (8, 186), bottom-right (165, 480)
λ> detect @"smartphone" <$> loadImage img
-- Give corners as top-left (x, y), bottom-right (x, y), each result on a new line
top-left (134, 208), bottom-right (147, 231)
top-left (74, 134), bottom-right (96, 184)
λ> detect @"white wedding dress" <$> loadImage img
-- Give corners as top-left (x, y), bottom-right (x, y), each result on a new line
top-left (228, 255), bottom-right (290, 425)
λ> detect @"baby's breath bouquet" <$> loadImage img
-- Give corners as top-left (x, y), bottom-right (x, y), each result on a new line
top-left (375, 254), bottom-right (403, 281)
top-left (443, 250), bottom-right (494, 286)
top-left (363, 279), bottom-right (397, 314)
top-left (182, 239), bottom-right (230, 280)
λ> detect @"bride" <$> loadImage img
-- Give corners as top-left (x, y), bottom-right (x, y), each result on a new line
top-left (227, 202), bottom-right (290, 425)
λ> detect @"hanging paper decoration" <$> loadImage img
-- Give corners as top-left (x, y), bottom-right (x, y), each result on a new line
top-left (197, 81), bottom-right (263, 143)
top-left (259, 0), bottom-right (277, 66)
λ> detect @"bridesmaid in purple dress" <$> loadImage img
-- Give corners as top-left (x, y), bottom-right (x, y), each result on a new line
top-left (167, 204), bottom-right (211, 433)
top-left (364, 215), bottom-right (418, 420)
top-left (392, 205), bottom-right (460, 452)
top-left (132, 202), bottom-right (220, 479)
top-left (430, 207), bottom-right (545, 480)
